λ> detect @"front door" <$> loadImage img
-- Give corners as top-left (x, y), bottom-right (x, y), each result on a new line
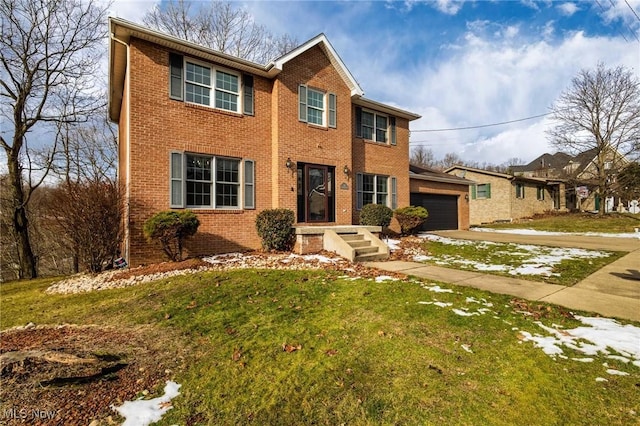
top-left (297, 163), bottom-right (335, 223)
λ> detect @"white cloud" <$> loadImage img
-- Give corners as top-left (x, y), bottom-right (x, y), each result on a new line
top-left (106, 0), bottom-right (158, 23)
top-left (372, 31), bottom-right (640, 165)
top-left (557, 2), bottom-right (580, 17)
top-left (432, 0), bottom-right (465, 15)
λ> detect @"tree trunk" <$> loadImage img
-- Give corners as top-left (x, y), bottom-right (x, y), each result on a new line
top-left (7, 154), bottom-right (38, 279)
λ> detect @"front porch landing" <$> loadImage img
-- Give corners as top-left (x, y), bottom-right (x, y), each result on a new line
top-left (293, 225), bottom-right (389, 262)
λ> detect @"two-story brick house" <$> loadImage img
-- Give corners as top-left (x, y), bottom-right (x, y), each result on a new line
top-left (108, 18), bottom-right (420, 265)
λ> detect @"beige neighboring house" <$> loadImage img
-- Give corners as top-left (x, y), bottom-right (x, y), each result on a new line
top-left (511, 147), bottom-right (630, 212)
top-left (445, 166), bottom-right (566, 225)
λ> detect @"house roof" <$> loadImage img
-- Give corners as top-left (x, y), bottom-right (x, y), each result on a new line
top-left (444, 165), bottom-right (565, 185)
top-left (410, 164), bottom-right (474, 185)
top-left (511, 152), bottom-right (574, 173)
top-left (109, 17), bottom-right (420, 122)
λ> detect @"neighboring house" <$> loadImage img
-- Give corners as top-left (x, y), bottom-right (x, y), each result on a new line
top-left (445, 166), bottom-right (566, 225)
top-left (108, 18), bottom-right (420, 265)
top-left (409, 164), bottom-right (473, 231)
top-left (511, 148), bottom-right (629, 212)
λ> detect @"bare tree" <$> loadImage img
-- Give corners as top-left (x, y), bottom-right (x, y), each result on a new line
top-left (143, 0), bottom-right (298, 64)
top-left (547, 63), bottom-right (640, 215)
top-left (0, 0), bottom-right (108, 278)
top-left (410, 146), bottom-right (436, 168)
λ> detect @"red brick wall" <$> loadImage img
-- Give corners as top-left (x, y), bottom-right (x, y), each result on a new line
top-left (123, 39), bottom-right (413, 265)
top-left (352, 116), bottom-right (411, 223)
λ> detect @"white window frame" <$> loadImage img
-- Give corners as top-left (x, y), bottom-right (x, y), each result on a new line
top-left (361, 109), bottom-right (389, 143)
top-left (515, 183), bottom-right (525, 199)
top-left (184, 58), bottom-right (242, 113)
top-left (299, 84), bottom-right (336, 128)
top-left (476, 183), bottom-right (490, 199)
top-left (356, 173), bottom-right (395, 210)
top-left (170, 152), bottom-right (254, 210)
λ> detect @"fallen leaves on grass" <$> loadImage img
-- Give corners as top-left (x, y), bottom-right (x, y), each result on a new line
top-left (282, 343), bottom-right (302, 353)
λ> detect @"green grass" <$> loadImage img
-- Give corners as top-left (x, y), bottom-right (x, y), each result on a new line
top-left (483, 212), bottom-right (640, 233)
top-left (2, 270), bottom-right (639, 425)
top-left (420, 239), bottom-right (624, 286)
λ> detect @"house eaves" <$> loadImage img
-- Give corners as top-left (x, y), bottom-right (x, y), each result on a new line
top-left (409, 171), bottom-right (474, 185)
top-left (109, 18), bottom-right (417, 123)
top-left (353, 97), bottom-right (421, 121)
top-left (444, 165), bottom-right (565, 185)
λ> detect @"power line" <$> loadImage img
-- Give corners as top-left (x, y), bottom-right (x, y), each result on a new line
top-left (411, 112), bottom-right (551, 133)
top-left (596, 0), bottom-right (629, 42)
top-left (610, 0), bottom-right (640, 42)
top-left (625, 0), bottom-right (640, 22)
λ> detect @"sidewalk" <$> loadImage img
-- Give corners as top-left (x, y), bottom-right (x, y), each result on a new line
top-left (364, 231), bottom-right (640, 322)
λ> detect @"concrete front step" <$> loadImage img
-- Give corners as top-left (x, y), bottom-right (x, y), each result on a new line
top-left (355, 252), bottom-right (389, 262)
top-left (348, 240), bottom-right (371, 249)
top-left (355, 246), bottom-right (378, 256)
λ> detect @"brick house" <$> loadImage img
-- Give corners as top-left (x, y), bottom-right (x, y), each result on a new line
top-left (108, 18), bottom-right (420, 265)
top-left (445, 166), bottom-right (566, 225)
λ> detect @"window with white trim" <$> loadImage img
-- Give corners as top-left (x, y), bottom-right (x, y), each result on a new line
top-left (298, 85), bottom-right (336, 128)
top-left (515, 183), bottom-right (525, 199)
top-left (356, 173), bottom-right (396, 209)
top-left (170, 152), bottom-right (254, 209)
top-left (355, 107), bottom-right (395, 144)
top-left (171, 54), bottom-right (243, 114)
top-left (537, 185), bottom-right (545, 201)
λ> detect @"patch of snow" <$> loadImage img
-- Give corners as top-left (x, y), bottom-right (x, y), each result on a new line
top-left (413, 255), bottom-right (430, 262)
top-left (375, 275), bottom-right (398, 282)
top-left (452, 309), bottom-right (479, 317)
top-left (595, 377), bottom-right (608, 382)
top-left (421, 284), bottom-right (454, 293)
top-left (112, 381), bottom-right (181, 426)
top-left (520, 316), bottom-right (640, 374)
top-left (461, 344), bottom-right (473, 353)
top-left (571, 358), bottom-right (594, 363)
top-left (606, 369), bottom-right (630, 376)
top-left (386, 239), bottom-right (401, 250)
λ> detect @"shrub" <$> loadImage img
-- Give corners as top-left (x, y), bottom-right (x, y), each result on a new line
top-left (255, 208), bottom-right (295, 251)
top-left (143, 210), bottom-right (200, 261)
top-left (394, 206), bottom-right (429, 235)
top-left (359, 204), bottom-right (394, 228)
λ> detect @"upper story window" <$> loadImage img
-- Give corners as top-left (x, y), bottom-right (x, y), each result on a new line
top-left (170, 53), bottom-right (253, 115)
top-left (355, 107), bottom-right (396, 145)
top-left (298, 84), bottom-right (337, 128)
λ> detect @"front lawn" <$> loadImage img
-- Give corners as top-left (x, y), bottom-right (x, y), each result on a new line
top-left (2, 270), bottom-right (638, 425)
top-left (398, 235), bottom-right (624, 286)
top-left (483, 212), bottom-right (640, 233)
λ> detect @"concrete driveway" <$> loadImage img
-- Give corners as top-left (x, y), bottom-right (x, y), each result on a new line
top-left (366, 230), bottom-right (640, 322)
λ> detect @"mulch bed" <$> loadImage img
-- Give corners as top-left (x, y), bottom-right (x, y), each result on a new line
top-left (0, 325), bottom-right (186, 425)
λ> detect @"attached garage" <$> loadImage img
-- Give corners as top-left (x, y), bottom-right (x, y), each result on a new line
top-left (409, 165), bottom-right (473, 231)
top-left (410, 193), bottom-right (459, 230)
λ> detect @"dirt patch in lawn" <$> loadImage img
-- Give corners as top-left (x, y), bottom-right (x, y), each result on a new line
top-left (0, 324), bottom-right (187, 425)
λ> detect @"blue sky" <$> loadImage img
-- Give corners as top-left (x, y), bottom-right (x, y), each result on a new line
top-left (111, 0), bottom-right (639, 164)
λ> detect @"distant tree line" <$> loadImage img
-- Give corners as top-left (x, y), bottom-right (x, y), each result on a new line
top-left (409, 146), bottom-right (523, 174)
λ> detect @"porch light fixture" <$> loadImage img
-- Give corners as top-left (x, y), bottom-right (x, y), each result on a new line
top-left (285, 157), bottom-right (293, 169)
top-left (343, 165), bottom-right (349, 175)
top-left (465, 194), bottom-right (469, 201)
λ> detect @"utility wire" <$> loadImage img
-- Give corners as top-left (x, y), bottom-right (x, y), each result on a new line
top-left (596, 0), bottom-right (629, 42)
top-left (411, 112), bottom-right (551, 133)
top-left (625, 0), bottom-right (640, 22)
top-left (610, 0), bottom-right (640, 42)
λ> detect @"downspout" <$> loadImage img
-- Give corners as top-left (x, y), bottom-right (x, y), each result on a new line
top-left (110, 33), bottom-right (131, 264)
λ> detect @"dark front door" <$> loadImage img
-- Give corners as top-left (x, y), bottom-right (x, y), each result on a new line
top-left (297, 163), bottom-right (335, 223)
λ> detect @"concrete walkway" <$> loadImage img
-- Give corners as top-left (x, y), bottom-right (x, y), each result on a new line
top-left (365, 231), bottom-right (640, 322)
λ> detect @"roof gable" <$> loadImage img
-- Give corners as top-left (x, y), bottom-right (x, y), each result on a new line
top-left (272, 34), bottom-right (363, 97)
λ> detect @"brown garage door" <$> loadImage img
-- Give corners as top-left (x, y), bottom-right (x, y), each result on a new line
top-left (410, 193), bottom-right (459, 231)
